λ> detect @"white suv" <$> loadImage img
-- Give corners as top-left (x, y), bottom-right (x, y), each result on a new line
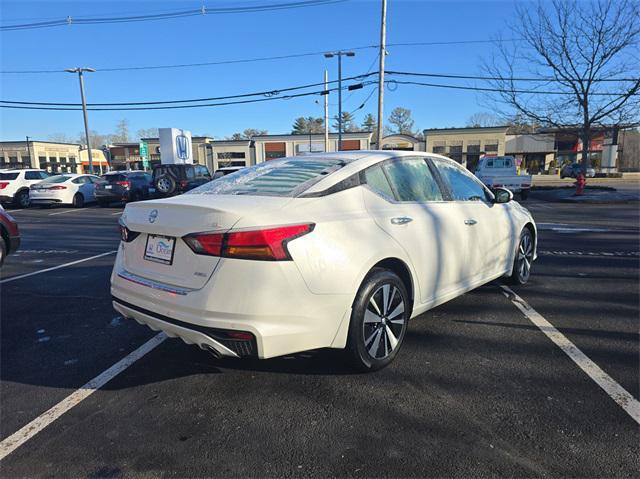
top-left (0, 169), bottom-right (50, 208)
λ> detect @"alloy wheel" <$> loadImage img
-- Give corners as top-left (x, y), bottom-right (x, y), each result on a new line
top-left (362, 284), bottom-right (406, 360)
top-left (517, 232), bottom-right (534, 282)
top-left (157, 178), bottom-right (171, 193)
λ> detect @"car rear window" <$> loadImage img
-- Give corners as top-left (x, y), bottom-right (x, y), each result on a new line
top-left (188, 158), bottom-right (345, 197)
top-left (41, 175), bottom-right (72, 184)
top-left (103, 174), bottom-right (126, 183)
top-left (0, 173), bottom-right (19, 180)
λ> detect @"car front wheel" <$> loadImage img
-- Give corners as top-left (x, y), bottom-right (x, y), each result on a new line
top-left (510, 228), bottom-right (534, 285)
top-left (346, 268), bottom-right (409, 372)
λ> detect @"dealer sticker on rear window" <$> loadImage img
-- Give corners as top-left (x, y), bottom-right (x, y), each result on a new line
top-left (144, 234), bottom-right (176, 265)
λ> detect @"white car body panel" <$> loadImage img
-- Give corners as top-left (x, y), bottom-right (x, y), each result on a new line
top-left (0, 169), bottom-right (49, 203)
top-left (111, 151), bottom-right (537, 360)
top-left (30, 174), bottom-right (99, 205)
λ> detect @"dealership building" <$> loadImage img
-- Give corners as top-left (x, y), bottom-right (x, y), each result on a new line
top-left (107, 131), bottom-right (373, 172)
top-left (0, 140), bottom-right (109, 174)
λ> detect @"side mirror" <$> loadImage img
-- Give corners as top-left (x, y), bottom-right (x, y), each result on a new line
top-left (493, 187), bottom-right (513, 204)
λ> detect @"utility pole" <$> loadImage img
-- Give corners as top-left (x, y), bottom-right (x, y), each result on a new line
top-left (25, 135), bottom-right (33, 169)
top-left (324, 70), bottom-right (329, 152)
top-left (65, 67), bottom-right (96, 174)
top-left (376, 0), bottom-right (387, 149)
top-left (324, 51), bottom-right (355, 151)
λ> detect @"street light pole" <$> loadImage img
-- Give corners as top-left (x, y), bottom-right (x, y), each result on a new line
top-left (324, 70), bottom-right (329, 152)
top-left (324, 51), bottom-right (355, 151)
top-left (65, 67), bottom-right (96, 174)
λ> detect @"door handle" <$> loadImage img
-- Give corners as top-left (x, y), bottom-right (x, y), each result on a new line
top-left (391, 216), bottom-right (413, 225)
top-left (464, 219), bottom-right (477, 226)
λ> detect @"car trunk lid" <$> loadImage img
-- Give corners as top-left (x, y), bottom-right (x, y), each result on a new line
top-left (120, 194), bottom-right (293, 289)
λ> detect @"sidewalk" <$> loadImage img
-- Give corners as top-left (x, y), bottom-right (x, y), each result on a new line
top-left (530, 186), bottom-right (640, 204)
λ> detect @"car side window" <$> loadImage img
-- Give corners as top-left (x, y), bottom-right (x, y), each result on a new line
top-left (363, 165), bottom-right (394, 200)
top-left (383, 159), bottom-right (443, 202)
top-left (39, 171), bottom-right (50, 179)
top-left (432, 158), bottom-right (490, 202)
top-left (186, 167), bottom-right (195, 180)
top-left (25, 171), bottom-right (41, 180)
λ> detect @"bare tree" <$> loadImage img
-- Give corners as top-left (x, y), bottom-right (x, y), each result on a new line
top-left (387, 107), bottom-right (416, 135)
top-left (48, 133), bottom-right (76, 144)
top-left (483, 0), bottom-right (640, 172)
top-left (112, 119), bottom-right (130, 143)
top-left (136, 128), bottom-right (159, 139)
top-left (466, 112), bottom-right (501, 128)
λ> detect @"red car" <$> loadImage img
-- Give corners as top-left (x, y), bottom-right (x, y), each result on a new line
top-left (0, 206), bottom-right (20, 266)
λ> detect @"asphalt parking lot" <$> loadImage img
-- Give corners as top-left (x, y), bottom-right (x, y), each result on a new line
top-left (1, 200), bottom-right (638, 477)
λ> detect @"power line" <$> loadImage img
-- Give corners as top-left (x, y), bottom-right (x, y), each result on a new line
top-left (0, 81), bottom-right (377, 111)
top-left (387, 79), bottom-right (640, 96)
top-left (0, 72), bottom-right (377, 106)
top-left (0, 0), bottom-right (346, 31)
top-left (1, 40), bottom-right (522, 74)
top-left (386, 70), bottom-right (640, 83)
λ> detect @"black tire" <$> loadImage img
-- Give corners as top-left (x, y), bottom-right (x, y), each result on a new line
top-left (72, 193), bottom-right (85, 208)
top-left (0, 236), bottom-right (6, 267)
top-left (97, 200), bottom-right (110, 208)
top-left (130, 190), bottom-right (143, 202)
top-left (520, 189), bottom-right (529, 200)
top-left (510, 228), bottom-right (534, 285)
top-left (346, 268), bottom-right (409, 372)
top-left (155, 175), bottom-right (176, 196)
top-left (13, 190), bottom-right (30, 209)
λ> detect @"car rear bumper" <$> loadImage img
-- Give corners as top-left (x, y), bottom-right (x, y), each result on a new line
top-left (96, 190), bottom-right (130, 201)
top-left (110, 248), bottom-right (352, 359)
top-left (30, 198), bottom-right (63, 204)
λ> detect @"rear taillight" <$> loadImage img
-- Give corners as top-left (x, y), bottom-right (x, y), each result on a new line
top-left (183, 224), bottom-right (314, 261)
top-left (118, 219), bottom-right (140, 243)
top-left (179, 180), bottom-right (189, 188)
top-left (50, 185), bottom-right (67, 190)
top-left (116, 181), bottom-right (131, 189)
top-left (0, 182), bottom-right (8, 189)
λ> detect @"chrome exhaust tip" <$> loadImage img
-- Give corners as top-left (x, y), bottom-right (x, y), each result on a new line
top-left (205, 345), bottom-right (222, 359)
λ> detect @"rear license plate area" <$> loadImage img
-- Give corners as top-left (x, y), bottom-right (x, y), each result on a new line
top-left (144, 234), bottom-right (176, 265)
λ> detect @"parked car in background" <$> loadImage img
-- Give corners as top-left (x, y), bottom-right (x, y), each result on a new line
top-left (474, 155), bottom-right (532, 200)
top-left (30, 173), bottom-right (101, 208)
top-left (112, 152), bottom-right (536, 372)
top-left (0, 204), bottom-right (20, 267)
top-left (0, 169), bottom-right (50, 208)
top-left (152, 164), bottom-right (212, 197)
top-left (95, 171), bottom-right (155, 207)
top-left (560, 162), bottom-right (596, 179)
top-left (212, 166), bottom-right (245, 179)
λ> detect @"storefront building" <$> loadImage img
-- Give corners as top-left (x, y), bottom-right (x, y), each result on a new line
top-left (252, 132), bottom-right (372, 163)
top-left (380, 134), bottom-right (424, 151)
top-left (0, 140), bottom-right (82, 173)
top-left (423, 126), bottom-right (509, 171)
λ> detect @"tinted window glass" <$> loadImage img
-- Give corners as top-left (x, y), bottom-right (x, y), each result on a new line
top-left (185, 167), bottom-right (195, 180)
top-left (25, 171), bottom-right (41, 180)
top-left (42, 175), bottom-right (71, 184)
top-left (104, 174), bottom-right (125, 183)
top-left (383, 159), bottom-right (443, 202)
top-left (364, 165), bottom-right (394, 199)
top-left (72, 176), bottom-right (89, 184)
top-left (39, 171), bottom-right (50, 179)
top-left (0, 173), bottom-right (19, 180)
top-left (189, 158), bottom-right (345, 197)
top-left (433, 158), bottom-right (489, 202)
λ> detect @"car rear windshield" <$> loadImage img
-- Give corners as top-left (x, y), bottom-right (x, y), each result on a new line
top-left (188, 158), bottom-right (345, 197)
top-left (103, 174), bottom-right (126, 183)
top-left (0, 173), bottom-right (19, 180)
top-left (40, 175), bottom-right (72, 184)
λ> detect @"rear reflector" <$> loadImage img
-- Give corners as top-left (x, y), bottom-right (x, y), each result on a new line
top-left (183, 223), bottom-right (314, 261)
top-left (0, 182), bottom-right (8, 189)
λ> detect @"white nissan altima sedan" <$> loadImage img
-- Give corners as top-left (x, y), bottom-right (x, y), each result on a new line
top-left (111, 151), bottom-right (537, 371)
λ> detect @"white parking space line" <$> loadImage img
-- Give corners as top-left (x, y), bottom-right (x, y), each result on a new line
top-left (0, 333), bottom-right (166, 461)
top-left (48, 208), bottom-right (87, 216)
top-left (0, 251), bottom-right (116, 284)
top-left (501, 285), bottom-right (640, 425)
